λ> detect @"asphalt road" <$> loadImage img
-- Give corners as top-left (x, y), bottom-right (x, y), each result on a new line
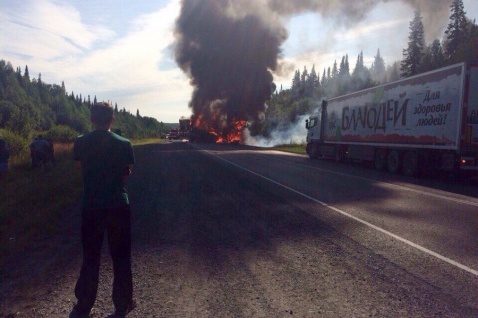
top-left (1, 141), bottom-right (477, 317)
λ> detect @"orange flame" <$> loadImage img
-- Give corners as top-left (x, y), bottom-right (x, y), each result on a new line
top-left (193, 112), bottom-right (246, 143)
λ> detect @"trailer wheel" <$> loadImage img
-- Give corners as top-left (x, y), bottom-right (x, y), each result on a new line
top-left (374, 149), bottom-right (387, 171)
top-left (334, 146), bottom-right (344, 162)
top-left (307, 143), bottom-right (319, 159)
top-left (403, 151), bottom-right (418, 177)
top-left (387, 150), bottom-right (401, 174)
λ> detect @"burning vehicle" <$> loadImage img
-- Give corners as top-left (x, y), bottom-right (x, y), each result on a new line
top-left (178, 117), bottom-right (192, 139)
top-left (174, 0), bottom-right (285, 144)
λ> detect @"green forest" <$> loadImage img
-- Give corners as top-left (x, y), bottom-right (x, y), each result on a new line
top-left (1, 0), bottom-right (477, 151)
top-left (250, 0), bottom-right (478, 138)
top-left (0, 62), bottom-right (170, 155)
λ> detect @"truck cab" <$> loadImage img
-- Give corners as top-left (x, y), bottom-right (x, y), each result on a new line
top-left (305, 100), bottom-right (328, 159)
top-left (168, 129), bottom-right (179, 140)
top-left (306, 113), bottom-right (321, 156)
top-left (305, 113), bottom-right (320, 143)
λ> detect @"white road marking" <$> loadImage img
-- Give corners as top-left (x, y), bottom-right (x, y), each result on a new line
top-left (205, 150), bottom-right (478, 277)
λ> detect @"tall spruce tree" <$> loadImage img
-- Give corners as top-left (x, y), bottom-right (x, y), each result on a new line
top-left (23, 65), bottom-right (30, 83)
top-left (339, 54), bottom-right (350, 77)
top-left (291, 69), bottom-right (301, 100)
top-left (332, 60), bottom-right (338, 78)
top-left (444, 0), bottom-right (468, 58)
top-left (371, 49), bottom-right (386, 84)
top-left (386, 61), bottom-right (401, 82)
top-left (401, 10), bottom-right (425, 77)
top-left (321, 68), bottom-right (327, 86)
top-left (421, 39), bottom-right (445, 72)
top-left (352, 52), bottom-right (365, 78)
top-left (306, 65), bottom-right (318, 97)
top-left (300, 66), bottom-right (309, 88)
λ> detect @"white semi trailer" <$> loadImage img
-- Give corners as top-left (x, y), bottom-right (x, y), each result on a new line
top-left (305, 62), bottom-right (478, 177)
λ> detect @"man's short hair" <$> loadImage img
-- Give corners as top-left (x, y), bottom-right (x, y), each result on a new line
top-left (90, 102), bottom-right (114, 125)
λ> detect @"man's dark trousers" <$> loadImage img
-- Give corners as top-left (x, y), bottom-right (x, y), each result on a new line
top-left (74, 205), bottom-right (133, 313)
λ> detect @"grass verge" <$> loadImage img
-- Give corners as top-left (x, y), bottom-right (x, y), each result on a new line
top-left (0, 143), bottom-right (82, 263)
top-left (271, 143), bottom-right (307, 155)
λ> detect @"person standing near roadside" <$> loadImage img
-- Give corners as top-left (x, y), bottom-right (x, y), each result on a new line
top-left (0, 139), bottom-right (9, 180)
top-left (29, 135), bottom-right (52, 169)
top-left (70, 102), bottom-right (136, 318)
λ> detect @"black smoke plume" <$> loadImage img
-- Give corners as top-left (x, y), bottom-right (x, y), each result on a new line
top-left (174, 0), bottom-right (287, 141)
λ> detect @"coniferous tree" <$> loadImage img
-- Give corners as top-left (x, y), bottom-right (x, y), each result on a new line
top-left (291, 70), bottom-right (301, 100)
top-left (339, 55), bottom-right (350, 77)
top-left (335, 55), bottom-right (351, 95)
top-left (24, 65), bottom-right (30, 82)
top-left (332, 60), bottom-right (338, 78)
top-left (300, 66), bottom-right (308, 89)
top-left (351, 52), bottom-right (373, 91)
top-left (421, 39), bottom-right (445, 72)
top-left (352, 52), bottom-right (364, 78)
top-left (305, 65), bottom-right (318, 97)
top-left (321, 69), bottom-right (327, 86)
top-left (371, 49), bottom-right (386, 84)
top-left (339, 57), bottom-right (345, 76)
top-left (15, 67), bottom-right (24, 88)
top-left (345, 55), bottom-right (350, 76)
top-left (444, 0), bottom-right (468, 58)
top-left (386, 62), bottom-right (401, 82)
top-left (401, 10), bottom-right (425, 77)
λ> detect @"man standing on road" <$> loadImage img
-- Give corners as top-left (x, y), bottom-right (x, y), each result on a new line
top-left (70, 102), bottom-right (136, 318)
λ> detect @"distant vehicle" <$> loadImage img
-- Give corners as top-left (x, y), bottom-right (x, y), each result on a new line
top-left (168, 129), bottom-right (179, 140)
top-left (305, 62), bottom-right (478, 178)
top-left (179, 117), bottom-right (192, 139)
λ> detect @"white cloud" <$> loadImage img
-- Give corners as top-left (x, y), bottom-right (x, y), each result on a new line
top-left (61, 0), bottom-right (192, 122)
top-left (0, 0), bottom-right (114, 60)
top-left (0, 0), bottom-right (192, 122)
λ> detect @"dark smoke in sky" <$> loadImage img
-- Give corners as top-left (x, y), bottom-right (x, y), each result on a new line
top-left (174, 0), bottom-right (287, 141)
top-left (174, 0), bottom-right (452, 142)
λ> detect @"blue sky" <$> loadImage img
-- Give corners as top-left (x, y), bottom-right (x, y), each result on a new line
top-left (1, 0), bottom-right (477, 123)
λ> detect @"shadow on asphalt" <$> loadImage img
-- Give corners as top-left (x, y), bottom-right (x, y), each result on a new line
top-left (127, 142), bottom-right (395, 264)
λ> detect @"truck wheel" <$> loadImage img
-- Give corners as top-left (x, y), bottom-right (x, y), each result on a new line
top-left (308, 143), bottom-right (319, 159)
top-left (334, 146), bottom-right (344, 162)
top-left (374, 149), bottom-right (387, 171)
top-left (403, 151), bottom-right (418, 177)
top-left (387, 150), bottom-right (401, 174)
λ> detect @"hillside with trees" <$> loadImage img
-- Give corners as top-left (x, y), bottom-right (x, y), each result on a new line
top-left (250, 0), bottom-right (478, 140)
top-left (0, 61), bottom-right (169, 155)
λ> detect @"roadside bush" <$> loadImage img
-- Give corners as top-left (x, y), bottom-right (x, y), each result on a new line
top-left (0, 128), bottom-right (28, 155)
top-left (45, 125), bottom-right (79, 143)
